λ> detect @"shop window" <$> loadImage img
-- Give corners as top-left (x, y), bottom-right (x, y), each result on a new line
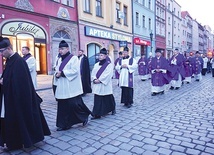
top-left (87, 43), bottom-right (101, 70)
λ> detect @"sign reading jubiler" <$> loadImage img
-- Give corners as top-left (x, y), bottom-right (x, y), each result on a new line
top-left (85, 26), bottom-right (131, 43)
top-left (2, 21), bottom-right (46, 39)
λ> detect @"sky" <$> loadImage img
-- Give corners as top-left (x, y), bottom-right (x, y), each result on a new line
top-left (176, 0), bottom-right (214, 30)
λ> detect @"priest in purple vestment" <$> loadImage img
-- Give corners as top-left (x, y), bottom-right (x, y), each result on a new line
top-left (138, 54), bottom-right (148, 81)
top-left (169, 49), bottom-right (185, 90)
top-left (150, 48), bottom-right (170, 96)
top-left (192, 51), bottom-right (203, 81)
top-left (183, 52), bottom-right (193, 83)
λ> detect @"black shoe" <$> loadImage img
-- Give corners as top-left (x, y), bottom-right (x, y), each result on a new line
top-left (141, 79), bottom-right (146, 81)
top-left (187, 82), bottom-right (190, 84)
top-left (151, 92), bottom-right (156, 96)
top-left (83, 118), bottom-right (88, 126)
top-left (112, 110), bottom-right (116, 115)
top-left (160, 91), bottom-right (164, 94)
top-left (57, 127), bottom-right (71, 131)
top-left (170, 86), bottom-right (174, 90)
top-left (175, 87), bottom-right (180, 90)
top-left (196, 79), bottom-right (199, 81)
top-left (126, 104), bottom-right (132, 108)
top-left (91, 116), bottom-right (101, 120)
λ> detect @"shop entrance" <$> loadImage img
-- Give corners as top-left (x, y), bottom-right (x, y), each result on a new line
top-left (1, 21), bottom-right (47, 74)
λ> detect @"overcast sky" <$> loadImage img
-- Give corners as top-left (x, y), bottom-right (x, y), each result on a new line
top-left (176, 0), bottom-right (214, 30)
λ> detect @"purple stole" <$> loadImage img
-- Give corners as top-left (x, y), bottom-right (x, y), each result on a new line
top-left (119, 57), bottom-right (134, 87)
top-left (23, 54), bottom-right (32, 61)
top-left (96, 61), bottom-right (110, 79)
top-left (59, 54), bottom-right (73, 71)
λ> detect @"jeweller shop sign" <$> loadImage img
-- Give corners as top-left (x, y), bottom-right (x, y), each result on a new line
top-left (2, 21), bottom-right (46, 39)
top-left (85, 26), bottom-right (132, 43)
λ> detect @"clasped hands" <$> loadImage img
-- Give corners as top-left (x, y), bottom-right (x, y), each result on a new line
top-left (93, 79), bottom-right (101, 84)
top-left (55, 71), bottom-right (62, 78)
top-left (121, 64), bottom-right (128, 68)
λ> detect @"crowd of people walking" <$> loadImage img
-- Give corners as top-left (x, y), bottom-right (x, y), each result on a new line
top-left (0, 37), bottom-right (213, 151)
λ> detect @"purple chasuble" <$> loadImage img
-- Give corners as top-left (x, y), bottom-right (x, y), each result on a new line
top-left (96, 61), bottom-right (110, 79)
top-left (151, 56), bottom-right (170, 86)
top-left (59, 54), bottom-right (73, 71)
top-left (184, 57), bottom-right (193, 77)
top-left (138, 57), bottom-right (147, 75)
top-left (119, 57), bottom-right (134, 87)
top-left (192, 56), bottom-right (203, 75)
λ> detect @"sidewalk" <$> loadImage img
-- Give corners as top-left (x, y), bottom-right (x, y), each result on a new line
top-left (36, 75), bottom-right (53, 91)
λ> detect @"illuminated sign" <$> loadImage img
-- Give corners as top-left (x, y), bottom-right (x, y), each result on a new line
top-left (2, 21), bottom-right (46, 39)
top-left (85, 26), bottom-right (132, 43)
top-left (134, 38), bottom-right (151, 45)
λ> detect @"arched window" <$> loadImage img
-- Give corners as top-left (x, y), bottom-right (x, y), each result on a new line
top-left (87, 43), bottom-right (101, 70)
top-left (53, 30), bottom-right (70, 39)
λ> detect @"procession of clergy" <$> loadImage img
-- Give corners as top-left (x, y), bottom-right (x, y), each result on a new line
top-left (0, 36), bottom-right (209, 150)
top-left (53, 40), bottom-right (208, 131)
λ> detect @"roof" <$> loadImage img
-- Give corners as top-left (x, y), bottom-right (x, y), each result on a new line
top-left (181, 11), bottom-right (192, 19)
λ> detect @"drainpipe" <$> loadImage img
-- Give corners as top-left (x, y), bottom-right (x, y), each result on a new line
top-left (76, 0), bottom-right (81, 52)
top-left (131, 0), bottom-right (134, 57)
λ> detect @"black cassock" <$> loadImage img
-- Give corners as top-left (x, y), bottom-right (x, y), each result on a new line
top-left (80, 55), bottom-right (92, 94)
top-left (57, 95), bottom-right (91, 128)
top-left (0, 53), bottom-right (51, 150)
top-left (92, 94), bottom-right (116, 117)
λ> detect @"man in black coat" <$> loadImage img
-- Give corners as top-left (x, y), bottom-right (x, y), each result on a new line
top-left (78, 50), bottom-right (92, 95)
top-left (0, 36), bottom-right (51, 150)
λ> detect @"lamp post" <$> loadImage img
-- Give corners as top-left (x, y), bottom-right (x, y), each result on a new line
top-left (150, 32), bottom-right (153, 53)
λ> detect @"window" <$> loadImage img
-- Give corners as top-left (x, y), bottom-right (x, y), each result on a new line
top-left (168, 3), bottom-right (170, 10)
top-left (142, 0), bottom-right (145, 6)
top-left (87, 43), bottom-right (101, 70)
top-left (53, 0), bottom-right (60, 2)
top-left (149, 18), bottom-right (151, 30)
top-left (136, 12), bottom-right (139, 25)
top-left (124, 6), bottom-right (127, 25)
top-left (168, 17), bottom-right (170, 25)
top-left (96, 0), bottom-right (102, 17)
top-left (116, 2), bottom-right (120, 23)
top-left (84, 0), bottom-right (91, 13)
top-left (142, 15), bottom-right (145, 27)
top-left (148, 0), bottom-right (151, 9)
top-left (61, 0), bottom-right (74, 7)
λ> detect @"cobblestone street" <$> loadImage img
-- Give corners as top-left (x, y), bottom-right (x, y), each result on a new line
top-left (1, 75), bottom-right (214, 155)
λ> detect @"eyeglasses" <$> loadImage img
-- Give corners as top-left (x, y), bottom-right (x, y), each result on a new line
top-left (0, 48), bottom-right (7, 53)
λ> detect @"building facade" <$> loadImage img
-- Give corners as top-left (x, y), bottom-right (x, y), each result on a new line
top-left (155, 0), bottom-right (166, 56)
top-left (165, 0), bottom-right (181, 58)
top-left (181, 11), bottom-right (193, 53)
top-left (192, 20), bottom-right (199, 52)
top-left (0, 0), bottom-right (79, 74)
top-left (78, 0), bottom-right (132, 69)
top-left (132, 0), bottom-right (155, 58)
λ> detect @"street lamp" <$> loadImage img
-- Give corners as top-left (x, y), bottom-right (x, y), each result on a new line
top-left (150, 32), bottom-right (153, 53)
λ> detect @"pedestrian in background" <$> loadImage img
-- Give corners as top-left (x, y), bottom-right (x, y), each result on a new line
top-left (91, 48), bottom-right (116, 119)
top-left (202, 54), bottom-right (208, 76)
top-left (54, 40), bottom-right (91, 131)
top-left (0, 36), bottom-right (50, 150)
top-left (22, 46), bottom-right (37, 89)
top-left (78, 49), bottom-right (92, 96)
top-left (210, 56), bottom-right (214, 77)
top-left (116, 47), bottom-right (137, 108)
top-left (114, 51), bottom-right (123, 79)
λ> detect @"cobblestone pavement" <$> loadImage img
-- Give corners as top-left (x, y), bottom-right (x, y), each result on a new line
top-left (1, 74), bottom-right (214, 155)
